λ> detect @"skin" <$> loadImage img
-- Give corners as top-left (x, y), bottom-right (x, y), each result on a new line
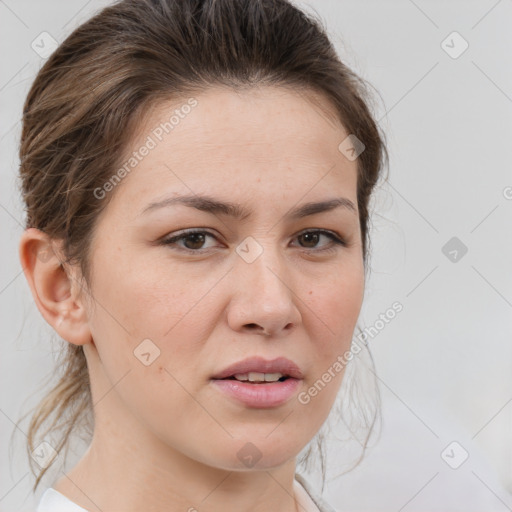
top-left (19, 85), bottom-right (364, 512)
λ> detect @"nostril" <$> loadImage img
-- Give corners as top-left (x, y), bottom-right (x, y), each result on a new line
top-left (244, 324), bottom-right (272, 336)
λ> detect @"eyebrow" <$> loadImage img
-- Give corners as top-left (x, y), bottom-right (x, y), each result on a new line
top-left (139, 194), bottom-right (356, 220)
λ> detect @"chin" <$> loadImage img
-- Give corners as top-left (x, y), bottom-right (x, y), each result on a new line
top-left (220, 437), bottom-right (303, 472)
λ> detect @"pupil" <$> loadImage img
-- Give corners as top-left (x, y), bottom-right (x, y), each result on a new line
top-left (301, 233), bottom-right (319, 248)
top-left (185, 233), bottom-right (205, 250)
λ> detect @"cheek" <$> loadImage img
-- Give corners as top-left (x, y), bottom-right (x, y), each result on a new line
top-left (307, 263), bottom-right (364, 351)
top-left (299, 261), bottom-right (364, 414)
top-left (87, 249), bottom-right (221, 406)
top-left (91, 245), bottom-right (218, 342)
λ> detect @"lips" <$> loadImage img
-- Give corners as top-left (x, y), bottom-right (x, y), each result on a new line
top-left (211, 356), bottom-right (303, 408)
top-left (212, 356), bottom-right (304, 381)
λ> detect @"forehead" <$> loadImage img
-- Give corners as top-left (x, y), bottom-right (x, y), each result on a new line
top-left (132, 86), bottom-right (348, 158)
top-left (108, 86), bottom-right (357, 212)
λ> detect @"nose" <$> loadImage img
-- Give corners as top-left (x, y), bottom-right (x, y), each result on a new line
top-left (226, 243), bottom-right (302, 338)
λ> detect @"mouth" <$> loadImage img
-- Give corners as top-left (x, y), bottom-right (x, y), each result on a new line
top-left (211, 356), bottom-right (304, 381)
top-left (219, 372), bottom-right (291, 384)
top-left (211, 357), bottom-right (303, 408)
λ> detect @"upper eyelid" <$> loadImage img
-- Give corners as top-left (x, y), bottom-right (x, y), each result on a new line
top-left (163, 227), bottom-right (341, 238)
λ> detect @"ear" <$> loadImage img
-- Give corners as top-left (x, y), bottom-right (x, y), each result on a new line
top-left (19, 227), bottom-right (92, 346)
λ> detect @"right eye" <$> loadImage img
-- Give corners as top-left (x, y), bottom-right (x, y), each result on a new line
top-left (160, 230), bottom-right (220, 252)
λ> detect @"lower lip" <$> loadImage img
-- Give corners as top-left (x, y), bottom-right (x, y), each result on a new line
top-left (211, 378), bottom-right (301, 408)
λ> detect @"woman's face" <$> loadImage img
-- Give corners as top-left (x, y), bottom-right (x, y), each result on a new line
top-left (83, 86), bottom-right (364, 470)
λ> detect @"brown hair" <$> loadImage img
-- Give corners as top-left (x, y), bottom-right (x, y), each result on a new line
top-left (17, 0), bottom-right (387, 493)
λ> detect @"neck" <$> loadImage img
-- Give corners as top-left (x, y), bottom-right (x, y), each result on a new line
top-left (53, 405), bottom-right (300, 512)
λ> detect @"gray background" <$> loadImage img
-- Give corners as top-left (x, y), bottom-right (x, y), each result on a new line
top-left (1, 0), bottom-right (511, 510)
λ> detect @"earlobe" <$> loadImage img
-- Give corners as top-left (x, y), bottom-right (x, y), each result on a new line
top-left (19, 227), bottom-right (92, 346)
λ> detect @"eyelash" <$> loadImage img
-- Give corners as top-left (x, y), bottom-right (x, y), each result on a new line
top-left (159, 229), bottom-right (347, 254)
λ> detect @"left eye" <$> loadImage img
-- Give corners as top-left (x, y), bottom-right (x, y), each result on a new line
top-left (160, 229), bottom-right (345, 252)
top-left (292, 230), bottom-right (346, 251)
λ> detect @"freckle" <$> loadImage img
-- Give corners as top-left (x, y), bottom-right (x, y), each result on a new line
top-left (157, 366), bottom-right (167, 381)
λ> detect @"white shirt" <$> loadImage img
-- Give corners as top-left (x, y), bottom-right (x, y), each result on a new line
top-left (36, 473), bottom-right (335, 511)
top-left (36, 487), bottom-right (87, 512)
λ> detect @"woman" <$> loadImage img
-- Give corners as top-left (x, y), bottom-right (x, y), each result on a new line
top-left (18, 0), bottom-right (387, 510)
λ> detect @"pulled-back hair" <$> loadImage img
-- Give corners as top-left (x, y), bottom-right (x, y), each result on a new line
top-left (17, 0), bottom-right (387, 492)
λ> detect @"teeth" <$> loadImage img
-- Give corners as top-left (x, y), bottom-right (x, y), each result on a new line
top-left (233, 372), bottom-right (284, 382)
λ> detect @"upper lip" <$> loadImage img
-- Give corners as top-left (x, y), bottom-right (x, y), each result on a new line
top-left (212, 356), bottom-right (304, 380)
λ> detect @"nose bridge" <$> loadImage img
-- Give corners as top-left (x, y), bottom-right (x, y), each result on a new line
top-left (239, 237), bottom-right (290, 300)
top-left (229, 236), bottom-right (299, 334)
